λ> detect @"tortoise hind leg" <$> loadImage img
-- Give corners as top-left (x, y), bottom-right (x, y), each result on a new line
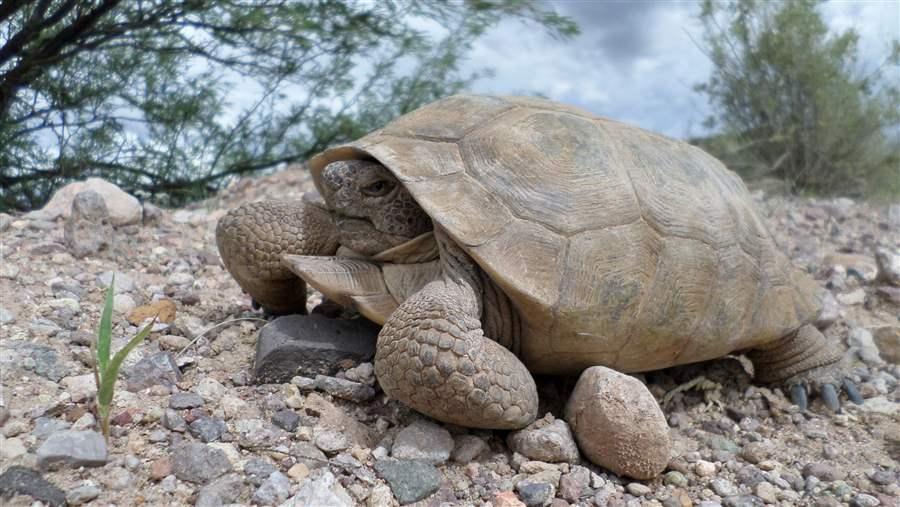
top-left (748, 324), bottom-right (863, 411)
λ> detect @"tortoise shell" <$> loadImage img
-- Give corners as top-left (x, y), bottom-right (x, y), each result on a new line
top-left (308, 95), bottom-right (821, 375)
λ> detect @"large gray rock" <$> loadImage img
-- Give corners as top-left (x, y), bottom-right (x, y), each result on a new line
top-left (374, 459), bottom-right (441, 505)
top-left (36, 430), bottom-right (108, 469)
top-left (507, 414), bottom-right (579, 464)
top-left (280, 470), bottom-right (353, 507)
top-left (254, 315), bottom-right (379, 383)
top-left (64, 191), bottom-right (112, 258)
top-left (170, 442), bottom-right (233, 484)
top-left (30, 177), bottom-right (142, 225)
top-left (0, 466), bottom-right (67, 507)
top-left (565, 366), bottom-right (671, 479)
top-left (391, 419), bottom-right (454, 465)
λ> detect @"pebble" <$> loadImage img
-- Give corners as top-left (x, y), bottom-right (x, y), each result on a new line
top-left (0, 306), bottom-right (15, 324)
top-left (875, 248), bottom-right (900, 285)
top-left (245, 458), bottom-right (278, 486)
top-left (803, 462), bottom-right (847, 482)
top-left (664, 470), bottom-right (689, 487)
top-left (558, 465), bottom-right (591, 502)
top-left (66, 480), bottom-right (101, 505)
top-left (626, 482), bottom-right (652, 496)
top-left (695, 460), bottom-right (716, 477)
top-left (872, 326), bottom-right (900, 364)
top-left (170, 442), bottom-right (233, 484)
top-left (722, 495), bottom-right (764, 507)
top-left (837, 288), bottom-right (866, 306)
top-left (0, 436), bottom-right (27, 459)
top-left (508, 414), bottom-right (579, 465)
top-left (272, 409), bottom-right (301, 432)
top-left (374, 458), bottom-right (441, 505)
top-left (252, 471), bottom-right (292, 505)
top-left (196, 473), bottom-right (245, 507)
top-left (253, 314), bottom-right (378, 383)
top-left (36, 430), bottom-right (108, 469)
top-left (125, 351), bottom-right (182, 391)
top-left (516, 479), bottom-right (555, 507)
top-left (710, 478), bottom-right (737, 497)
top-left (0, 466), bottom-right (67, 507)
top-left (848, 328), bottom-right (884, 365)
top-left (189, 416), bottom-right (226, 442)
top-left (281, 470), bottom-right (353, 507)
top-left (315, 429), bottom-right (351, 453)
top-left (61, 374), bottom-right (96, 403)
top-left (495, 490), bottom-right (528, 507)
top-left (193, 377), bottom-right (226, 401)
top-left (100, 466), bottom-right (133, 490)
top-left (314, 374), bottom-right (376, 402)
top-left (392, 419), bottom-right (454, 465)
top-left (169, 391), bottom-right (204, 409)
top-left (851, 494), bottom-right (881, 507)
top-left (162, 408), bottom-right (188, 432)
top-left (288, 463), bottom-right (310, 481)
top-left (290, 441), bottom-right (328, 469)
top-left (451, 434), bottom-right (488, 463)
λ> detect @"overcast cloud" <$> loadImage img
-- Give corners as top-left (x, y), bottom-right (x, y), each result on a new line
top-left (462, 0), bottom-right (900, 139)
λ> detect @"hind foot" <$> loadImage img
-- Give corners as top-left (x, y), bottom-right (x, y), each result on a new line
top-left (749, 324), bottom-right (863, 412)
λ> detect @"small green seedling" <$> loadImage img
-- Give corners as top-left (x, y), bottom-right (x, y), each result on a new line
top-left (92, 276), bottom-right (155, 441)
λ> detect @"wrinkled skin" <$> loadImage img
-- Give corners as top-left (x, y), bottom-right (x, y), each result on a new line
top-left (319, 160), bottom-right (433, 256)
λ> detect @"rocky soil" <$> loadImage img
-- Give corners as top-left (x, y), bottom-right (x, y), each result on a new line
top-left (0, 167), bottom-right (898, 507)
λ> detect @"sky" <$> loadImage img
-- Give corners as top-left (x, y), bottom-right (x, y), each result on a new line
top-left (460, 0), bottom-right (900, 140)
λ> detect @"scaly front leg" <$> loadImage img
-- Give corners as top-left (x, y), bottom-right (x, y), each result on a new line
top-left (374, 227), bottom-right (538, 429)
top-left (216, 199), bottom-right (340, 315)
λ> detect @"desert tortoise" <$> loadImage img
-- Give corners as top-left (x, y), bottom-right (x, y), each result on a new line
top-left (217, 94), bottom-right (860, 436)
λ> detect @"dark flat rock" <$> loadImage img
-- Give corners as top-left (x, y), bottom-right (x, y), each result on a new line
top-left (0, 466), bottom-right (66, 507)
top-left (254, 315), bottom-right (378, 383)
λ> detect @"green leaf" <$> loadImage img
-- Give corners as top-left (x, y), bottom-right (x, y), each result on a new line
top-left (97, 317), bottom-right (155, 408)
top-left (97, 275), bottom-right (115, 376)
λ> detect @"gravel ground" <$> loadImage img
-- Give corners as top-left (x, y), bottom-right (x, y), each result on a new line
top-left (0, 166), bottom-right (898, 507)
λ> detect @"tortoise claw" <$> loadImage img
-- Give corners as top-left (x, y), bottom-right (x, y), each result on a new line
top-left (843, 378), bottom-right (864, 405)
top-left (790, 384), bottom-right (808, 411)
top-left (820, 384), bottom-right (840, 412)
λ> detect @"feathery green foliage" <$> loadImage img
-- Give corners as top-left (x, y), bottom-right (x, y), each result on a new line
top-left (695, 0), bottom-right (900, 197)
top-left (93, 276), bottom-right (154, 440)
top-left (0, 0), bottom-right (577, 212)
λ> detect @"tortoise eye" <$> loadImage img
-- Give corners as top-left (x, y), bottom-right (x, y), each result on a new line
top-left (361, 179), bottom-right (394, 197)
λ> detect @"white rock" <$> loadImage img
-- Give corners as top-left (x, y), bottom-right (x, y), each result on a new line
top-left (280, 470), bottom-right (353, 507)
top-left (0, 436), bottom-right (27, 460)
top-left (876, 248), bottom-right (900, 286)
top-left (836, 288), bottom-right (866, 306)
top-left (61, 374), bottom-right (96, 403)
top-left (848, 328), bottom-right (884, 366)
top-left (194, 378), bottom-right (226, 402)
top-left (113, 294), bottom-right (136, 315)
top-left (30, 178), bottom-right (142, 226)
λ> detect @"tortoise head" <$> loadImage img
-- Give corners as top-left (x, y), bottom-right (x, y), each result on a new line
top-left (319, 159), bottom-right (432, 256)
